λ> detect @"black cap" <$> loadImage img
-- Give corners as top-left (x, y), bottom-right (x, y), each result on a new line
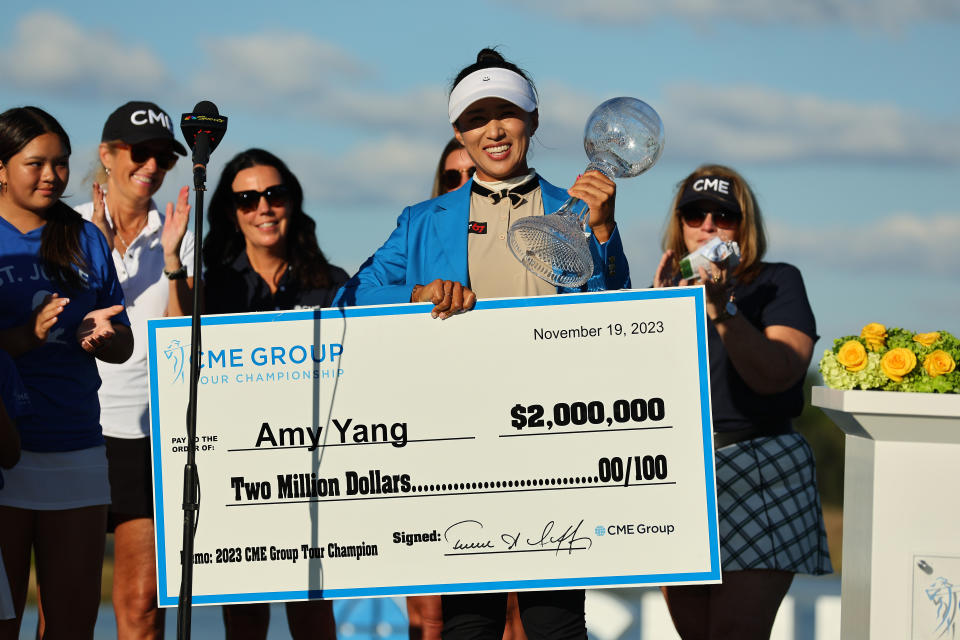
top-left (677, 175), bottom-right (741, 215)
top-left (101, 101), bottom-right (187, 156)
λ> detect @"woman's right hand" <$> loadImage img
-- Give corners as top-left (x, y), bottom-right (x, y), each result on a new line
top-left (31, 293), bottom-right (69, 344)
top-left (653, 250), bottom-right (692, 288)
top-left (89, 182), bottom-right (115, 251)
top-left (411, 279), bottom-right (476, 320)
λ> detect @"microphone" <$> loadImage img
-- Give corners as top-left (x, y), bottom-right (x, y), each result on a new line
top-left (180, 101), bottom-right (228, 168)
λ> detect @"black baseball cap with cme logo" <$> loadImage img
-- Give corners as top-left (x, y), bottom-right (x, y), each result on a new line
top-left (677, 175), bottom-right (741, 215)
top-left (101, 101), bottom-right (188, 156)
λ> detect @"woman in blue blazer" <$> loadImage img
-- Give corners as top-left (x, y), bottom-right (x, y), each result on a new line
top-left (336, 49), bottom-right (630, 318)
top-left (337, 48), bottom-right (631, 640)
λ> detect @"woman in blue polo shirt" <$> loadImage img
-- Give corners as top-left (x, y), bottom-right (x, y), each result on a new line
top-left (0, 106), bottom-right (133, 638)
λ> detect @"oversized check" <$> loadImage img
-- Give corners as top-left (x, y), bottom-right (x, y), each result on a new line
top-left (147, 288), bottom-right (720, 606)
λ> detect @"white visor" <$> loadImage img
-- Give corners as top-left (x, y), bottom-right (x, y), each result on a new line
top-left (448, 68), bottom-right (538, 124)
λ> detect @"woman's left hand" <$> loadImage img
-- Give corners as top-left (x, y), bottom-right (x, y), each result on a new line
top-left (161, 185), bottom-right (191, 270)
top-left (698, 264), bottom-right (732, 321)
top-left (568, 171), bottom-right (616, 243)
top-left (77, 305), bottom-right (125, 353)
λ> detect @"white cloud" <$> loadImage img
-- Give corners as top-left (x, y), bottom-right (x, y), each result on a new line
top-left (531, 82), bottom-right (600, 152)
top-left (193, 33), bottom-right (368, 104)
top-left (321, 87), bottom-right (447, 132)
top-left (519, 82), bottom-right (960, 166)
top-left (660, 84), bottom-right (960, 164)
top-left (191, 32), bottom-right (449, 135)
top-left (510, 0), bottom-right (959, 26)
top-left (287, 136), bottom-right (440, 208)
top-left (0, 11), bottom-right (169, 96)
top-left (13, 13), bottom-right (951, 168)
top-left (769, 213), bottom-right (960, 275)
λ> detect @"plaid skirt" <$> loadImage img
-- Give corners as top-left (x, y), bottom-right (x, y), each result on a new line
top-left (716, 432), bottom-right (832, 574)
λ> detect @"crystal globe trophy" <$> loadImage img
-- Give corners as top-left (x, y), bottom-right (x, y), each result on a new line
top-left (507, 97), bottom-right (664, 287)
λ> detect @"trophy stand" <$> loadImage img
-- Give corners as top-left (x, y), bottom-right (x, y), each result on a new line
top-left (812, 387), bottom-right (960, 639)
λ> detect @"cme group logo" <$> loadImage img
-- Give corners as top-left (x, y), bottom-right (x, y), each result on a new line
top-left (596, 522), bottom-right (676, 536)
top-left (164, 339), bottom-right (190, 383)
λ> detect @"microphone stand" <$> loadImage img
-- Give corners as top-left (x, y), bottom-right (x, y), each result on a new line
top-left (177, 159), bottom-right (208, 640)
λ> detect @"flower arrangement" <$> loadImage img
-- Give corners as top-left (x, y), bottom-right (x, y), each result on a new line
top-left (819, 324), bottom-right (959, 392)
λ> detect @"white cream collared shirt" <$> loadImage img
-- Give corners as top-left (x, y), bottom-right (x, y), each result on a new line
top-left (76, 199), bottom-right (194, 439)
top-left (467, 171), bottom-right (556, 299)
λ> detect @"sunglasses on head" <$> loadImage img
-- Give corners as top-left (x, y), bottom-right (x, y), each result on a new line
top-left (117, 142), bottom-right (179, 171)
top-left (232, 185), bottom-right (290, 212)
top-left (680, 206), bottom-right (742, 230)
top-left (441, 166), bottom-right (475, 192)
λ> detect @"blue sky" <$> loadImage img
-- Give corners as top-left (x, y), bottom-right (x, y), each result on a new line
top-left (2, 1), bottom-right (957, 353)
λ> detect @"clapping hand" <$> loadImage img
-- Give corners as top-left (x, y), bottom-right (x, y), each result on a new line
top-left (160, 185), bottom-right (191, 263)
top-left (77, 305), bottom-right (125, 354)
top-left (31, 293), bottom-right (69, 344)
top-left (89, 183), bottom-right (115, 250)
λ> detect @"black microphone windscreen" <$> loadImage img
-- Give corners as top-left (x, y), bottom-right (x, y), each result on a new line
top-left (193, 101), bottom-right (219, 116)
top-left (181, 100), bottom-right (227, 169)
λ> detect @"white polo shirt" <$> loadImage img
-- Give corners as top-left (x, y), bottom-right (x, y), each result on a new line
top-left (76, 200), bottom-right (195, 440)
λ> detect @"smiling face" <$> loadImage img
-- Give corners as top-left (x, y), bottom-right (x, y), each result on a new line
top-left (0, 132), bottom-right (70, 216)
top-left (232, 165), bottom-right (289, 255)
top-left (453, 97), bottom-right (537, 182)
top-left (101, 139), bottom-right (176, 205)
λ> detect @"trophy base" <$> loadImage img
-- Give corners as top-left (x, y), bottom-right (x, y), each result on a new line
top-left (507, 214), bottom-right (593, 288)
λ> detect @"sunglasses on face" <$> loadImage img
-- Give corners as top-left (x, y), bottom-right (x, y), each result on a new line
top-left (232, 185), bottom-right (290, 212)
top-left (441, 167), bottom-right (475, 192)
top-left (117, 143), bottom-right (179, 171)
top-left (680, 206), bottom-right (742, 230)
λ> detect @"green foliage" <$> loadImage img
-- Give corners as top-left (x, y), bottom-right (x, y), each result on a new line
top-left (832, 335), bottom-right (862, 352)
top-left (819, 349), bottom-right (885, 390)
top-left (900, 370), bottom-right (960, 393)
top-left (820, 327), bottom-right (959, 393)
top-left (885, 327), bottom-right (915, 351)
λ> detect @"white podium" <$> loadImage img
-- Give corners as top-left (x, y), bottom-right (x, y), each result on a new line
top-left (812, 387), bottom-right (960, 640)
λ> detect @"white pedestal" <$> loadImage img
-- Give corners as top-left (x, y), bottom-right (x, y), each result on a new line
top-left (812, 387), bottom-right (960, 640)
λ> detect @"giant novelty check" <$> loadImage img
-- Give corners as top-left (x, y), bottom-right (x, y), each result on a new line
top-left (147, 288), bottom-right (720, 606)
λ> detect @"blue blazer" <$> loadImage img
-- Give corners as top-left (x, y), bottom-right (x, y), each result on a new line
top-left (335, 175), bottom-right (630, 307)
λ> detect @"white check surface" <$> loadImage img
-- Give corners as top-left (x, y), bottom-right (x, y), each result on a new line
top-left (147, 288), bottom-right (720, 606)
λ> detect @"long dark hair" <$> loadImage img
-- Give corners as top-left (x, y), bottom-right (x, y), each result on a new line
top-left (450, 47), bottom-right (538, 99)
top-left (203, 148), bottom-right (335, 289)
top-left (0, 106), bottom-right (85, 291)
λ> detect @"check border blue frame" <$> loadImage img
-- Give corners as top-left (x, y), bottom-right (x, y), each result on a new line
top-left (147, 288), bottom-right (720, 606)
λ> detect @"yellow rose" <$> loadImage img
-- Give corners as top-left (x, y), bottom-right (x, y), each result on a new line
top-left (880, 348), bottom-right (917, 382)
top-left (923, 350), bottom-right (956, 378)
top-left (860, 323), bottom-right (887, 352)
top-left (913, 332), bottom-right (941, 347)
top-left (837, 340), bottom-right (868, 372)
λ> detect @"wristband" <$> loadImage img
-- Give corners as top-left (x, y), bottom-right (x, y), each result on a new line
top-left (163, 265), bottom-right (188, 280)
top-left (713, 300), bottom-right (739, 324)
